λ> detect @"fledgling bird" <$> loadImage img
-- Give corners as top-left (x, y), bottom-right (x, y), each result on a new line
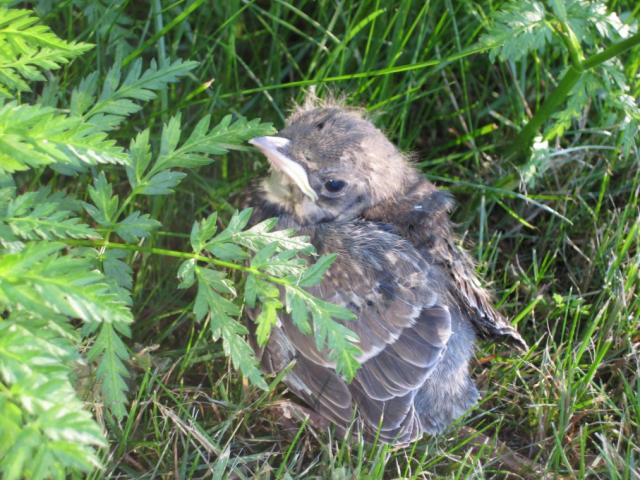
top-left (244, 96), bottom-right (526, 444)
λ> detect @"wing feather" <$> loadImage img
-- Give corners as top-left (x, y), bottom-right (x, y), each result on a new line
top-left (258, 221), bottom-right (453, 441)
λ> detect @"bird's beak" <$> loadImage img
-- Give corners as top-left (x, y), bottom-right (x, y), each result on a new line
top-left (249, 136), bottom-right (318, 202)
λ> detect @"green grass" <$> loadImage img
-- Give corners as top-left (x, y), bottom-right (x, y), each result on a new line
top-left (11, 0), bottom-right (640, 477)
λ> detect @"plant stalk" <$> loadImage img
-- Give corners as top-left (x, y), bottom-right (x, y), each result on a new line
top-left (63, 238), bottom-right (292, 287)
top-left (510, 31), bottom-right (640, 158)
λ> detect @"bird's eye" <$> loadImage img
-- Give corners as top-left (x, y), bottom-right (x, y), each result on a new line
top-left (324, 179), bottom-right (346, 193)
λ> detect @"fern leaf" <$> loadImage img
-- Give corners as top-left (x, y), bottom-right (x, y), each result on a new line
top-left (0, 103), bottom-right (126, 174)
top-left (115, 211), bottom-right (161, 242)
top-left (0, 315), bottom-right (105, 479)
top-left (554, 0), bottom-right (629, 44)
top-left (151, 114), bottom-right (275, 173)
top-left (0, 8), bottom-right (92, 95)
top-left (0, 242), bottom-right (133, 325)
top-left (76, 0), bottom-right (136, 44)
top-left (87, 322), bottom-right (131, 420)
top-left (187, 210), bottom-right (362, 385)
top-left (71, 58), bottom-right (198, 131)
top-left (234, 216), bottom-right (315, 254)
top-left (285, 287), bottom-right (361, 381)
top-left (194, 266), bottom-right (268, 390)
top-left (3, 187), bottom-right (99, 241)
top-left (481, 2), bottom-right (553, 63)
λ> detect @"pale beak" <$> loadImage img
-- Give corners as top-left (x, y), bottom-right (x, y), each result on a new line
top-left (249, 136), bottom-right (318, 201)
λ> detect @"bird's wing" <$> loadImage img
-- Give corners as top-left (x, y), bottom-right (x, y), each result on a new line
top-left (443, 235), bottom-right (527, 350)
top-left (366, 185), bottom-right (527, 350)
top-left (262, 221), bottom-right (453, 443)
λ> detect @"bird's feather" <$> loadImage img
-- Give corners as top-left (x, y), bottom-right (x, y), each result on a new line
top-left (364, 181), bottom-right (527, 350)
top-left (255, 221), bottom-right (455, 442)
top-left (243, 103), bottom-right (524, 444)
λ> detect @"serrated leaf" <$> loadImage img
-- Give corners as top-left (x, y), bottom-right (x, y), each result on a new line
top-left (198, 268), bottom-right (237, 297)
top-left (262, 251), bottom-right (307, 278)
top-left (0, 103), bottom-right (126, 174)
top-left (73, 59), bottom-right (198, 131)
top-left (255, 299), bottom-right (282, 346)
top-left (138, 170), bottom-right (187, 195)
top-left (250, 242), bottom-right (279, 269)
top-left (126, 129), bottom-right (151, 189)
top-left (87, 322), bottom-right (130, 420)
top-left (4, 188), bottom-right (98, 241)
top-left (481, 2), bottom-right (552, 63)
top-left (285, 287), bottom-right (312, 335)
top-left (214, 208), bottom-right (254, 243)
top-left (0, 8), bottom-right (93, 95)
top-left (159, 114), bottom-right (182, 159)
top-left (115, 211), bottom-right (161, 242)
top-left (79, 1), bottom-right (136, 44)
top-left (332, 342), bottom-right (362, 382)
top-left (299, 254), bottom-right (336, 287)
top-left (0, 242), bottom-right (133, 325)
top-left (310, 301), bottom-right (361, 381)
top-left (193, 267), bottom-right (267, 389)
top-left (190, 212), bottom-right (218, 253)
top-left (207, 242), bottom-right (248, 261)
top-left (235, 219), bottom-right (314, 254)
top-left (193, 267), bottom-right (238, 322)
top-left (561, 0), bottom-right (629, 44)
top-left (0, 314), bottom-right (105, 479)
top-left (220, 327), bottom-right (268, 390)
top-left (102, 249), bottom-right (132, 290)
top-left (150, 115), bottom-right (275, 174)
top-left (85, 172), bottom-right (119, 226)
top-left (177, 258), bottom-right (196, 289)
top-left (284, 286), bottom-right (360, 381)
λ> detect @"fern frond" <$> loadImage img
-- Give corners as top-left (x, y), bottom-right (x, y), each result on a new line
top-left (185, 209), bottom-right (361, 386)
top-left (127, 115), bottom-right (273, 194)
top-left (71, 58), bottom-right (198, 131)
top-left (76, 0), bottom-right (136, 44)
top-left (0, 8), bottom-right (92, 95)
top-left (481, 1), bottom-right (552, 63)
top-left (193, 266), bottom-right (268, 390)
top-left (3, 187), bottom-right (99, 241)
top-left (86, 322), bottom-right (131, 420)
top-left (152, 114), bottom-right (275, 173)
top-left (0, 314), bottom-right (105, 479)
top-left (0, 102), bottom-right (126, 174)
top-left (0, 242), bottom-right (133, 325)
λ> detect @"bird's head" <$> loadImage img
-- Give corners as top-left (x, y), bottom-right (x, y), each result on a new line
top-left (250, 103), bottom-right (414, 224)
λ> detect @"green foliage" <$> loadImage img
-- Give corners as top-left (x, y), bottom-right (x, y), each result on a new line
top-left (0, 8), bottom-right (92, 97)
top-left (126, 114), bottom-right (275, 196)
top-left (0, 5), bottom-right (365, 477)
top-left (482, 0), bottom-right (639, 172)
top-left (182, 210), bottom-right (361, 383)
top-left (0, 313), bottom-right (105, 480)
top-left (0, 242), bottom-right (132, 324)
top-left (70, 58), bottom-right (198, 131)
top-left (0, 185), bottom-right (98, 244)
top-left (482, 1), bottom-right (627, 63)
top-left (73, 0), bottom-right (136, 46)
top-left (0, 102), bottom-right (126, 173)
top-left (86, 322), bottom-right (131, 420)
top-left (482, 2), bottom-right (552, 63)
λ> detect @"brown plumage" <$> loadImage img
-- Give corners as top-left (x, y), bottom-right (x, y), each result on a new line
top-left (242, 96), bottom-right (526, 445)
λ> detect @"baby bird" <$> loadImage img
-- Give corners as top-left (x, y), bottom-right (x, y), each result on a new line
top-left (244, 97), bottom-right (526, 444)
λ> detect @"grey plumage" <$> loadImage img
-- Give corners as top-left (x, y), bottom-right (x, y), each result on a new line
top-left (243, 97), bottom-right (525, 445)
